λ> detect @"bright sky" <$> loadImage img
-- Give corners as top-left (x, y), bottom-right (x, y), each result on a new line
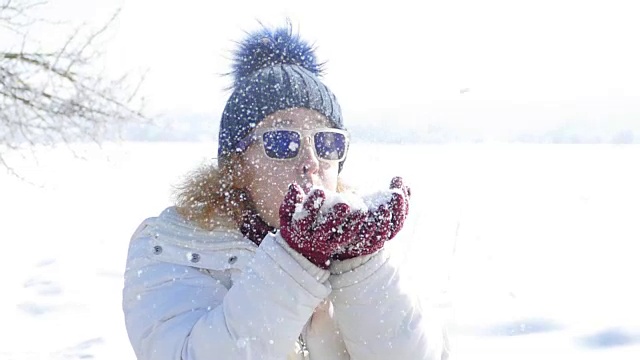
top-left (7, 0), bottom-right (640, 130)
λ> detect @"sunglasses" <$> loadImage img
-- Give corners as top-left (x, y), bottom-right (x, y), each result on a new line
top-left (236, 128), bottom-right (349, 161)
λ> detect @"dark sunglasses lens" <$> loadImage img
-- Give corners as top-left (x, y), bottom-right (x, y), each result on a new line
top-left (314, 132), bottom-right (347, 160)
top-left (263, 130), bottom-right (301, 159)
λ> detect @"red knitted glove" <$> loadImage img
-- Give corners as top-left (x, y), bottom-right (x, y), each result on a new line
top-left (279, 184), bottom-right (359, 269)
top-left (333, 176), bottom-right (411, 260)
top-left (388, 176), bottom-right (411, 239)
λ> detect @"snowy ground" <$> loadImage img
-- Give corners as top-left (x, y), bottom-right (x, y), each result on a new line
top-left (1, 142), bottom-right (639, 359)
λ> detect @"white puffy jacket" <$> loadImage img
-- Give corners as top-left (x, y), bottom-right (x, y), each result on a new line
top-left (122, 207), bottom-right (449, 360)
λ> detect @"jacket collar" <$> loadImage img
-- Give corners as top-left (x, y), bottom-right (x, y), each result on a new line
top-left (152, 206), bottom-right (258, 253)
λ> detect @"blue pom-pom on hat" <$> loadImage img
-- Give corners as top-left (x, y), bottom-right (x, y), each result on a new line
top-left (230, 26), bottom-right (323, 87)
top-left (218, 23), bottom-right (345, 170)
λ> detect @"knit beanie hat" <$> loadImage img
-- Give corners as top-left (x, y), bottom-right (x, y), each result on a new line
top-left (217, 25), bottom-right (346, 169)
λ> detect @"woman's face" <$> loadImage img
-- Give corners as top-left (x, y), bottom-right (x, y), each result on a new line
top-left (239, 108), bottom-right (342, 227)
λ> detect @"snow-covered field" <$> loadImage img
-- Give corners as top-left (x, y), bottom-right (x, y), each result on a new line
top-left (1, 142), bottom-right (639, 359)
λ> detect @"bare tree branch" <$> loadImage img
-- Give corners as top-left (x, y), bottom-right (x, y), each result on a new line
top-left (0, 0), bottom-right (147, 176)
top-left (0, 0), bottom-right (47, 33)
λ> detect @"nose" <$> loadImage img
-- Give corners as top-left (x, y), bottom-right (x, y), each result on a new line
top-left (298, 135), bottom-right (319, 175)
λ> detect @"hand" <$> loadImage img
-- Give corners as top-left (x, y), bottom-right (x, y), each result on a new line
top-left (388, 176), bottom-right (411, 240)
top-left (279, 184), bottom-right (359, 269)
top-left (333, 176), bottom-right (411, 260)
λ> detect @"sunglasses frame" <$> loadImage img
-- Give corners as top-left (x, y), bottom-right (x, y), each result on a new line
top-left (236, 127), bottom-right (350, 162)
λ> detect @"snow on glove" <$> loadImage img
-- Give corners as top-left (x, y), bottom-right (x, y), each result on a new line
top-left (333, 176), bottom-right (411, 260)
top-left (279, 184), bottom-right (360, 269)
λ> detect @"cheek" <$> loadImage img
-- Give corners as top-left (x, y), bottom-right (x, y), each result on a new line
top-left (245, 158), bottom-right (295, 199)
top-left (246, 157), bottom-right (295, 181)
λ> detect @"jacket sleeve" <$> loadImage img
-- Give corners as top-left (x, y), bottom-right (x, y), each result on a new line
top-left (329, 249), bottom-right (450, 360)
top-left (122, 229), bottom-right (331, 360)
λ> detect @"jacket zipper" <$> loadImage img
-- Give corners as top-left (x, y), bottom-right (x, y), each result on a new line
top-left (298, 334), bottom-right (310, 360)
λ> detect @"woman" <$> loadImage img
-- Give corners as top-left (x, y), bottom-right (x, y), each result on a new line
top-left (122, 24), bottom-right (449, 360)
